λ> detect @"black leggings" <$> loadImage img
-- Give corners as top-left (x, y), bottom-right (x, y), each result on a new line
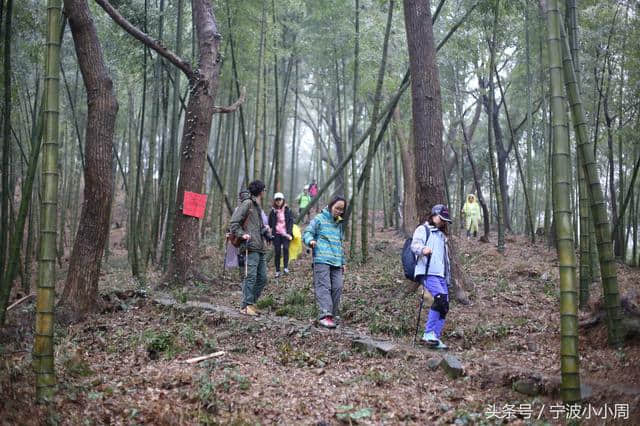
top-left (273, 234), bottom-right (290, 271)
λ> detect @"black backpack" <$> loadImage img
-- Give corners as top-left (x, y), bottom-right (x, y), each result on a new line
top-left (402, 225), bottom-right (429, 281)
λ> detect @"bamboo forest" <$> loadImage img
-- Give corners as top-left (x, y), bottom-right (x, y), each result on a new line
top-left (2, 0), bottom-right (640, 423)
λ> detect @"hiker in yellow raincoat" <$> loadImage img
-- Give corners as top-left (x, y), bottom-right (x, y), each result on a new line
top-left (462, 194), bottom-right (481, 239)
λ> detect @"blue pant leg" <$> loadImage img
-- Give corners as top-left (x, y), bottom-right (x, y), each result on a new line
top-left (423, 275), bottom-right (448, 337)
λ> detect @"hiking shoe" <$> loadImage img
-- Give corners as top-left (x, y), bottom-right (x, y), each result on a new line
top-left (243, 305), bottom-right (259, 316)
top-left (318, 316), bottom-right (336, 329)
top-left (275, 271), bottom-right (281, 278)
top-left (283, 268), bottom-right (290, 275)
top-left (421, 331), bottom-right (439, 346)
top-left (431, 339), bottom-right (448, 350)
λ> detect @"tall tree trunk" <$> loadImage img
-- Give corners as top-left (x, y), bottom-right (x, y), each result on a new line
top-left (538, 6), bottom-right (552, 241)
top-left (603, 86), bottom-right (620, 257)
top-left (485, 2), bottom-right (505, 253)
top-left (140, 54), bottom-right (161, 271)
top-left (253, 0), bottom-right (266, 180)
top-left (331, 55), bottom-right (346, 197)
top-left (615, 5), bottom-right (630, 260)
top-left (545, 0), bottom-right (581, 403)
top-left (0, 0), bottom-right (14, 290)
top-left (161, 0), bottom-right (184, 271)
top-left (34, 0), bottom-right (62, 400)
top-left (60, 0), bottom-right (118, 322)
top-left (165, 1), bottom-right (222, 283)
top-left (130, 0), bottom-right (149, 278)
top-left (525, 0), bottom-right (534, 237)
top-left (289, 60), bottom-right (299, 199)
top-left (271, 0), bottom-right (282, 192)
top-left (566, 0), bottom-right (591, 308)
top-left (392, 131), bottom-right (401, 228)
top-left (260, 64), bottom-right (268, 181)
top-left (126, 90), bottom-right (137, 269)
top-left (403, 0), bottom-right (445, 216)
top-left (384, 136), bottom-right (393, 228)
top-left (557, 13), bottom-right (624, 347)
top-left (361, 0), bottom-right (393, 263)
top-left (633, 184), bottom-right (638, 266)
top-left (349, 0), bottom-right (360, 259)
top-left (225, 0), bottom-right (249, 186)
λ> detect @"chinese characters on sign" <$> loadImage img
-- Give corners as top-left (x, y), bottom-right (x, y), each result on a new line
top-left (485, 403), bottom-right (629, 421)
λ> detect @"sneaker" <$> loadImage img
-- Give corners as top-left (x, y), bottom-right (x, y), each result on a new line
top-left (275, 271), bottom-right (281, 278)
top-left (318, 316), bottom-right (336, 329)
top-left (243, 305), bottom-right (259, 316)
top-left (283, 268), bottom-right (290, 275)
top-left (431, 339), bottom-right (448, 350)
top-left (421, 331), bottom-right (439, 346)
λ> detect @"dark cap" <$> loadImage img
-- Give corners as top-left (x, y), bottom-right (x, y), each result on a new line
top-left (431, 204), bottom-right (452, 223)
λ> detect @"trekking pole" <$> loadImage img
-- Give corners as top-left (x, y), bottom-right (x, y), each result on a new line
top-left (222, 237), bottom-right (228, 279)
top-left (413, 287), bottom-right (425, 347)
top-left (412, 254), bottom-right (431, 347)
top-left (244, 246), bottom-right (248, 279)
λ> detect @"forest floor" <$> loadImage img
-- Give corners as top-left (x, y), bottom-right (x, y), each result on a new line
top-left (2, 225), bottom-right (640, 425)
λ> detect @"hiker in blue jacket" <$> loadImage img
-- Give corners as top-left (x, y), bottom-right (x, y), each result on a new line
top-left (411, 204), bottom-right (452, 349)
top-left (302, 196), bottom-right (346, 329)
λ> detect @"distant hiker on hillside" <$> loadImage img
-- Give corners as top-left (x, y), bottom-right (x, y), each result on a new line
top-left (268, 192), bottom-right (294, 278)
top-left (302, 196), bottom-right (346, 329)
top-left (462, 194), bottom-right (481, 239)
top-left (411, 204), bottom-right (452, 349)
top-left (296, 186), bottom-right (312, 221)
top-left (229, 180), bottom-right (272, 316)
top-left (308, 180), bottom-right (318, 198)
top-left (308, 180), bottom-right (319, 213)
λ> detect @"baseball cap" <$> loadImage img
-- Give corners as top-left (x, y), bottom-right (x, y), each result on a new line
top-left (431, 204), bottom-right (452, 223)
top-left (274, 192), bottom-right (285, 200)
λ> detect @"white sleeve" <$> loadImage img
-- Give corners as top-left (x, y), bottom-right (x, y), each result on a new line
top-left (410, 225), bottom-right (427, 256)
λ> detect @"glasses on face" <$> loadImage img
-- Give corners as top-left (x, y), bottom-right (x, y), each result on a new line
top-left (333, 206), bottom-right (345, 213)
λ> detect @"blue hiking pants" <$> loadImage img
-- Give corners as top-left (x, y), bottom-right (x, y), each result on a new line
top-left (422, 275), bottom-right (448, 338)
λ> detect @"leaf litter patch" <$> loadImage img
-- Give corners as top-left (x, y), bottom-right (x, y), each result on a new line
top-left (1, 230), bottom-right (639, 423)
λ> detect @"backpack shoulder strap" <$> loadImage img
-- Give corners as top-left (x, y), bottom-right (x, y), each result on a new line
top-left (422, 225), bottom-right (432, 275)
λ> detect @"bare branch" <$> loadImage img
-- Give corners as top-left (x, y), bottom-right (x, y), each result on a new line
top-left (212, 87), bottom-right (246, 113)
top-left (94, 0), bottom-right (194, 79)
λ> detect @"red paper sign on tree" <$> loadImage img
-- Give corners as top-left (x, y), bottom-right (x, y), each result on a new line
top-left (183, 191), bottom-right (207, 219)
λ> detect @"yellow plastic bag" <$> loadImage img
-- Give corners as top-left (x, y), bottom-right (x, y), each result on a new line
top-left (288, 224), bottom-right (303, 261)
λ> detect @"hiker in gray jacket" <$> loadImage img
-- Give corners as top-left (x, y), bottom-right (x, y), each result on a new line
top-left (229, 180), bottom-right (272, 316)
